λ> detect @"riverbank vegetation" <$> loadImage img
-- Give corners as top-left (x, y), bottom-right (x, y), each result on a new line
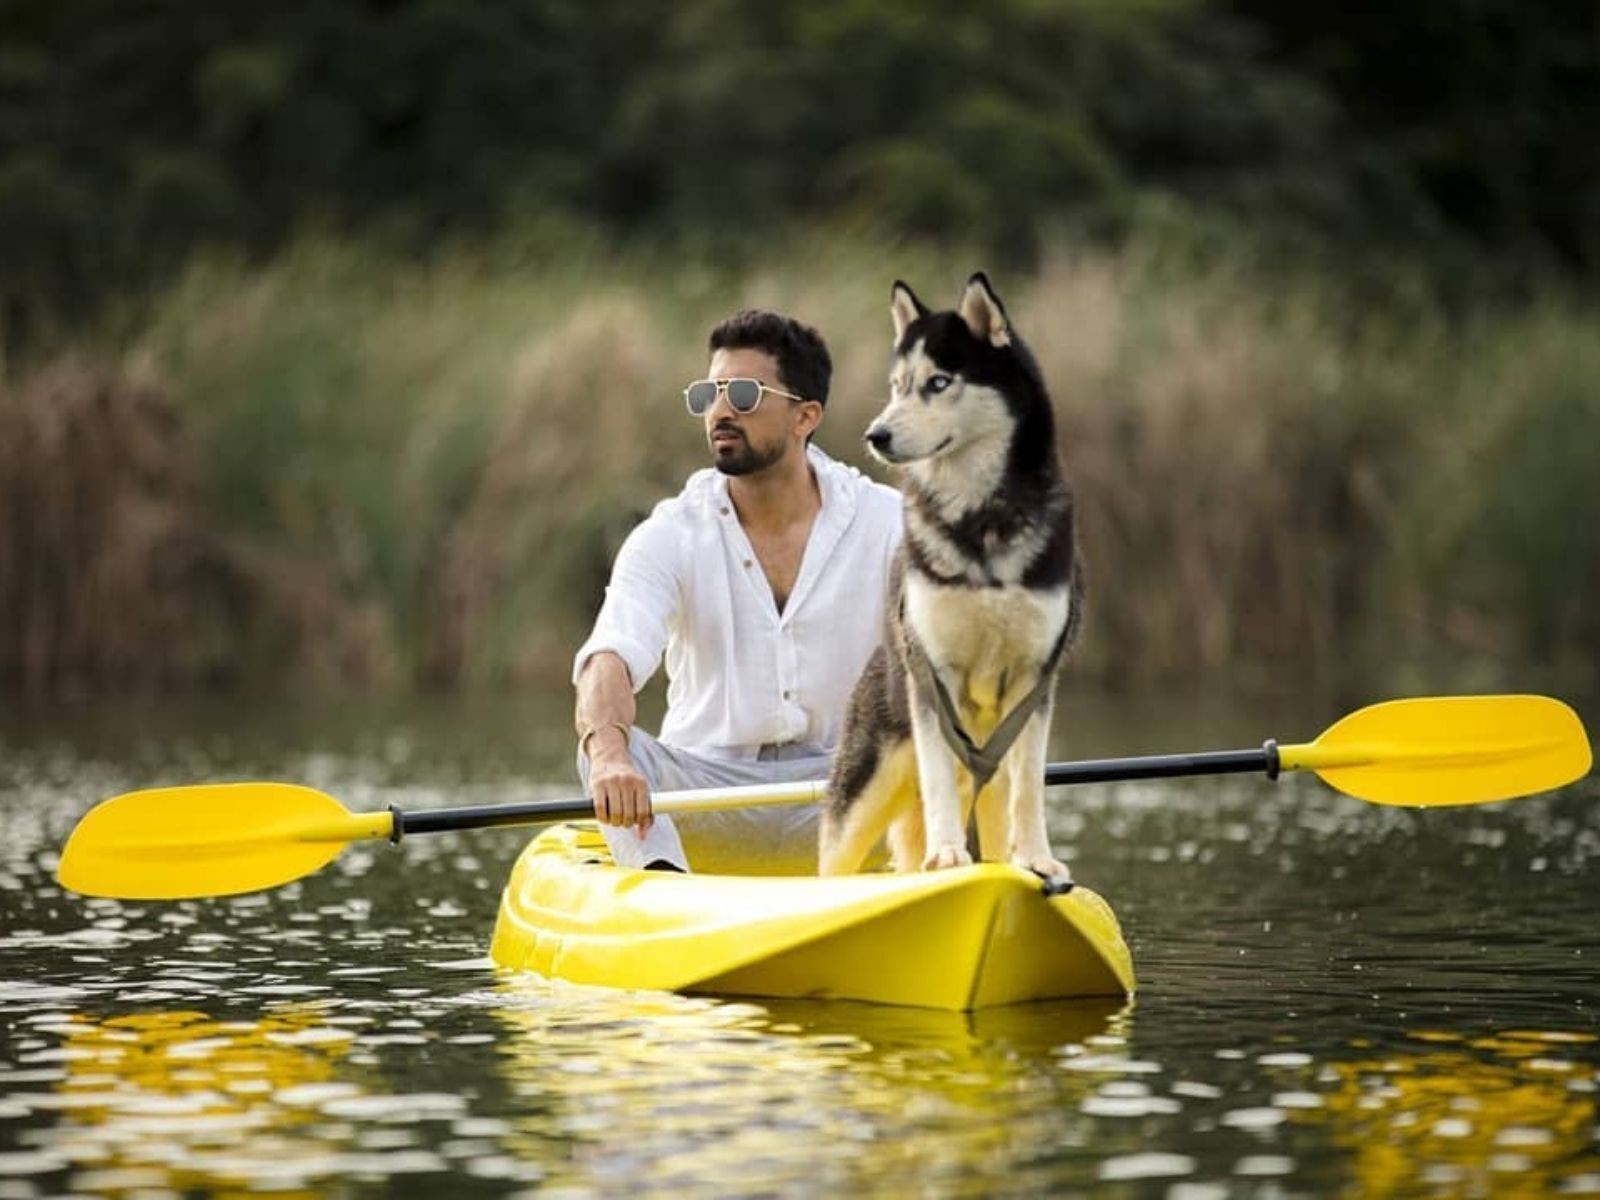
top-left (4, 0), bottom-right (1597, 699)
top-left (4, 229), bottom-right (1596, 698)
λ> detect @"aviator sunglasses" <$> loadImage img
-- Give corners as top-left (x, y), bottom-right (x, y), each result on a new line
top-left (683, 377), bottom-right (808, 416)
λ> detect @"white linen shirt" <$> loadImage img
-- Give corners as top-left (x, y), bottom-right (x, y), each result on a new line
top-left (574, 445), bottom-right (903, 760)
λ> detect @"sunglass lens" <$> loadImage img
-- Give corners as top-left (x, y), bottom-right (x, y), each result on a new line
top-left (726, 379), bottom-right (762, 412)
top-left (685, 381), bottom-right (718, 414)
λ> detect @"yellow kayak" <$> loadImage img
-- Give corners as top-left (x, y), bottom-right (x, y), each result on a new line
top-left (489, 824), bottom-right (1134, 1011)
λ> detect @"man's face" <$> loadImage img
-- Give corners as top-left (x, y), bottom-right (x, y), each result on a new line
top-left (702, 347), bottom-right (801, 477)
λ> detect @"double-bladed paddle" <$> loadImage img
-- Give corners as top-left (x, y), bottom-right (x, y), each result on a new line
top-left (56, 694), bottom-right (1591, 901)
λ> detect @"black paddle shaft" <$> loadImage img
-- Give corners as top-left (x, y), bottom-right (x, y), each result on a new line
top-left (1045, 741), bottom-right (1281, 787)
top-left (391, 795), bottom-right (599, 840)
top-left (388, 741), bottom-right (1282, 842)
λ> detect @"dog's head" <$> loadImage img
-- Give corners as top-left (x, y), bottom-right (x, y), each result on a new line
top-left (865, 273), bottom-right (1041, 468)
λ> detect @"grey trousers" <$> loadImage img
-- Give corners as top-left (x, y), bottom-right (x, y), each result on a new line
top-left (575, 727), bottom-right (836, 874)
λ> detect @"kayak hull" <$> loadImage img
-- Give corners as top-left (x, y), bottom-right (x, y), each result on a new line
top-left (489, 824), bottom-right (1135, 1010)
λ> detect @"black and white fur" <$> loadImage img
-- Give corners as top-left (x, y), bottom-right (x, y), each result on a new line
top-left (819, 273), bottom-right (1083, 882)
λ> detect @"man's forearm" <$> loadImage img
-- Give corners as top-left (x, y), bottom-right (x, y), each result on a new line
top-left (575, 651), bottom-right (636, 764)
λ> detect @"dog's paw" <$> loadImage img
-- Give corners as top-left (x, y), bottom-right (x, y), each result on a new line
top-left (923, 843), bottom-right (974, 871)
top-left (1013, 853), bottom-right (1072, 884)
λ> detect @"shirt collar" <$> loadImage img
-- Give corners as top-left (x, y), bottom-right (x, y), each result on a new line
top-left (707, 443), bottom-right (859, 530)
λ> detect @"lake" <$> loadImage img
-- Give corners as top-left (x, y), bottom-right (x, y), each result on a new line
top-left (2, 689), bottom-right (1597, 1197)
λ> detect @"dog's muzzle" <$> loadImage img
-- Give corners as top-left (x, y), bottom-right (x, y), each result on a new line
top-left (864, 424), bottom-right (949, 464)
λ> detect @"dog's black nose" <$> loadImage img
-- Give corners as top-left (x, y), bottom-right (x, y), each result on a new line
top-left (865, 426), bottom-right (893, 453)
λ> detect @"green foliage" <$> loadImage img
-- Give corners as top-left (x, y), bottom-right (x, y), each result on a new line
top-left (1404, 309), bottom-right (1600, 675)
top-left (4, 1), bottom-right (1597, 694)
top-left (1225, 1), bottom-right (1600, 273)
top-left (2, 227), bottom-right (1583, 695)
top-left (4, 0), bottom-right (1598, 354)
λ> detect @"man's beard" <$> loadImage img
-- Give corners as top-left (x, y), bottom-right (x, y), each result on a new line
top-left (710, 428), bottom-right (785, 476)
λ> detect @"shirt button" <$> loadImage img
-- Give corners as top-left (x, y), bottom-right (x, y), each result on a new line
top-left (782, 689), bottom-right (792, 699)
top-left (720, 506), bottom-right (730, 516)
top-left (743, 559), bottom-right (752, 568)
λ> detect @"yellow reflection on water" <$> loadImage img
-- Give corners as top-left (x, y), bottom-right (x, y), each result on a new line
top-left (490, 982), bottom-right (1129, 1195)
top-left (43, 1007), bottom-right (361, 1198)
top-left (1303, 1029), bottom-right (1599, 1197)
top-left (32, 987), bottom-right (1132, 1196)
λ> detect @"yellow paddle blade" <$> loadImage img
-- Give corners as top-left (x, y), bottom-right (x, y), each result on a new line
top-left (1278, 695), bottom-right (1592, 806)
top-left (56, 783), bottom-right (393, 900)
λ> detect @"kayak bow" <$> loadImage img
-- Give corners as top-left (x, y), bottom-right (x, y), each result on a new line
top-left (489, 824), bottom-right (1134, 1011)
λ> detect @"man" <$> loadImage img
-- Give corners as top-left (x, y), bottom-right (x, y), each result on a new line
top-left (572, 310), bottom-right (903, 873)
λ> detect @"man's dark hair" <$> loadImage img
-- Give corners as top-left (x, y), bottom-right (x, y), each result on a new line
top-left (708, 310), bottom-right (831, 406)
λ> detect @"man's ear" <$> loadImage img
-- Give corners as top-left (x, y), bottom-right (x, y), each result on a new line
top-left (793, 397), bottom-right (824, 443)
top-left (891, 280), bottom-right (928, 345)
top-left (958, 272), bottom-right (1011, 347)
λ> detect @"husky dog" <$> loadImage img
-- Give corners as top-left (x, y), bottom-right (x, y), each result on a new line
top-left (819, 273), bottom-right (1082, 883)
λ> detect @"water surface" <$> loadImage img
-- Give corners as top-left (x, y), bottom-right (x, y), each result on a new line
top-left (2, 692), bottom-right (1597, 1196)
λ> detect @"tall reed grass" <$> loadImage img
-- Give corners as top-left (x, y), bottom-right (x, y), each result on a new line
top-left (3, 231), bottom-right (1595, 697)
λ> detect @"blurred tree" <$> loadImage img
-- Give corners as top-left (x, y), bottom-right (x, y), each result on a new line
top-left (1225, 0), bottom-right (1600, 276)
top-left (1, 0), bottom-right (1596, 354)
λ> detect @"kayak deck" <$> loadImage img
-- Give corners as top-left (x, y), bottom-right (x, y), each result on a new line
top-left (489, 824), bottom-right (1134, 1010)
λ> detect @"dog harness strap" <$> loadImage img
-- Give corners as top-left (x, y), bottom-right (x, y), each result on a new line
top-left (904, 624), bottom-right (1068, 793)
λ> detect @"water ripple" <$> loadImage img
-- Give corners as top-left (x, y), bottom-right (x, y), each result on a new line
top-left (3, 727), bottom-right (1598, 1197)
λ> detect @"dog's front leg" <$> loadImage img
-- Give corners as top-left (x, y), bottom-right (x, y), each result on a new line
top-left (1006, 704), bottom-right (1071, 882)
top-left (910, 694), bottom-right (971, 870)
top-left (974, 775), bottom-right (1011, 863)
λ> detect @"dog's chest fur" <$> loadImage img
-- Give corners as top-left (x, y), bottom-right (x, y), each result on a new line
top-left (901, 570), bottom-right (1070, 729)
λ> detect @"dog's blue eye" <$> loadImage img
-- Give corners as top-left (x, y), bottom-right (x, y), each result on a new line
top-left (925, 374), bottom-right (952, 395)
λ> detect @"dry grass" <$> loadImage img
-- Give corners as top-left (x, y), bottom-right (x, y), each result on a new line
top-left (3, 233), bottom-right (1595, 697)
top-left (1039, 256), bottom-right (1417, 685)
top-left (0, 358), bottom-right (394, 697)
top-left (0, 360), bottom-right (227, 695)
top-left (429, 293), bottom-right (700, 686)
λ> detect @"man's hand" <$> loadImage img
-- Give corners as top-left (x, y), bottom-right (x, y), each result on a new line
top-left (576, 651), bottom-right (653, 832)
top-left (585, 727), bottom-right (653, 833)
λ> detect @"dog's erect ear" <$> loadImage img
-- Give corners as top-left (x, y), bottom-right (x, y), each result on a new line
top-left (890, 281), bottom-right (928, 345)
top-left (958, 272), bottom-right (1011, 347)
